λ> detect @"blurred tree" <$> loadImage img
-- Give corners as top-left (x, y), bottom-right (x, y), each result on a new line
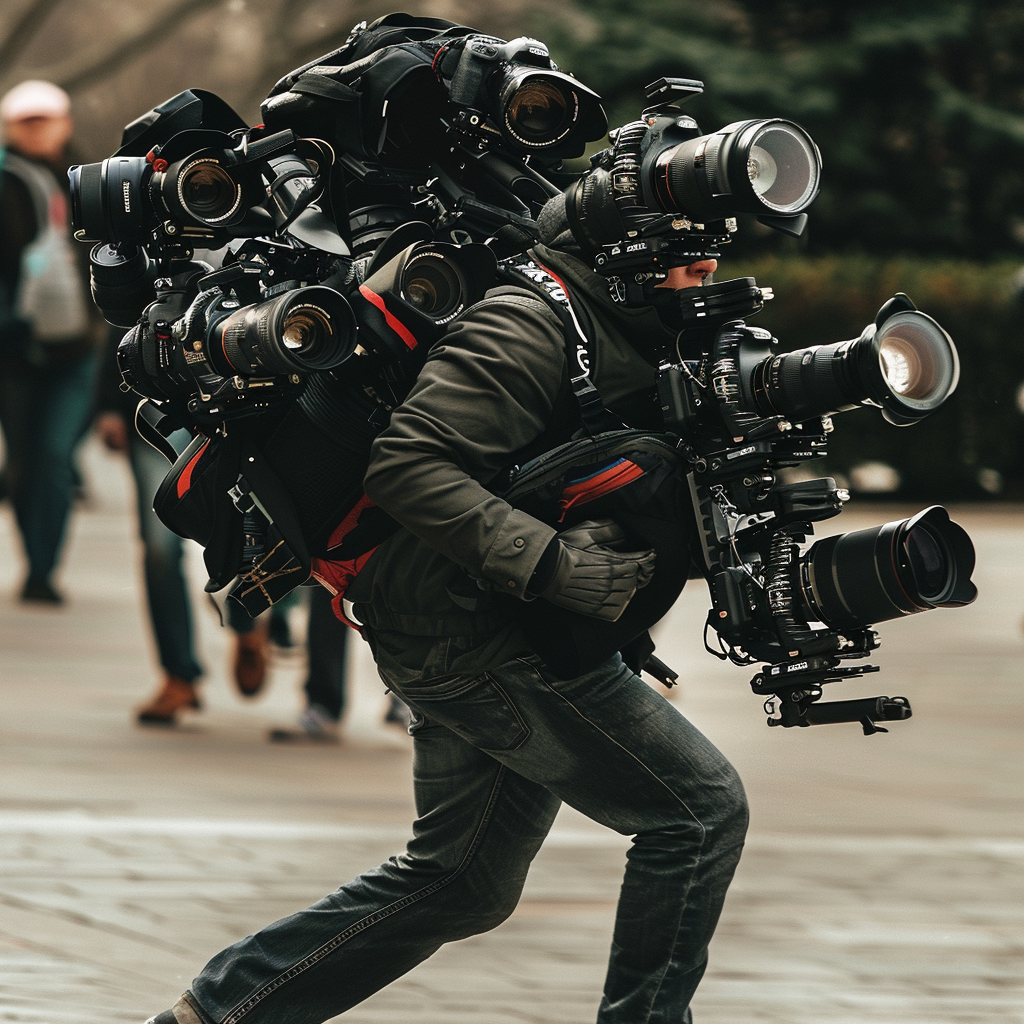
top-left (0, 0), bottom-right (533, 158)
top-left (529, 0), bottom-right (1024, 259)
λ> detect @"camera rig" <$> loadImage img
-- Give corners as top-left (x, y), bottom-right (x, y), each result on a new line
top-left (68, 14), bottom-right (977, 733)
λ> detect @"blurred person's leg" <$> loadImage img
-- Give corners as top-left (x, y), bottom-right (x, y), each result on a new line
top-left (226, 598), bottom-right (270, 697)
top-left (270, 585), bottom-right (346, 743)
top-left (8, 354), bottom-right (96, 602)
top-left (267, 589), bottom-right (299, 650)
top-left (129, 430), bottom-right (204, 725)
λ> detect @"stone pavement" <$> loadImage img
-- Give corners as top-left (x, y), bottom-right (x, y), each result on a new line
top-left (0, 437), bottom-right (1022, 1024)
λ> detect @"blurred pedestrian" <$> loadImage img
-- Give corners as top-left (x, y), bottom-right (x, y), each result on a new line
top-left (0, 80), bottom-right (99, 604)
top-left (94, 328), bottom-right (205, 724)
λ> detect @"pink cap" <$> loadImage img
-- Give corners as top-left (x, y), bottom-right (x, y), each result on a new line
top-left (0, 80), bottom-right (71, 123)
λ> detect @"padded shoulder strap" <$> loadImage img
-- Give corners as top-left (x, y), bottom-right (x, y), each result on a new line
top-left (497, 256), bottom-right (623, 435)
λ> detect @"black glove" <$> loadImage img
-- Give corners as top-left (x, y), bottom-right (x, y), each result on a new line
top-left (531, 518), bottom-right (656, 622)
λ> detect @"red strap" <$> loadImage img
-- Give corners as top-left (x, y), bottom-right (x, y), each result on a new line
top-left (310, 547), bottom-right (380, 629)
top-left (557, 459), bottom-right (645, 521)
top-left (358, 285), bottom-right (419, 350)
top-left (327, 492), bottom-right (377, 550)
top-left (176, 440), bottom-right (210, 499)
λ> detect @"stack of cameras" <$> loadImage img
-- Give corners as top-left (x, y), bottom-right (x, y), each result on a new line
top-left (70, 14), bottom-right (977, 734)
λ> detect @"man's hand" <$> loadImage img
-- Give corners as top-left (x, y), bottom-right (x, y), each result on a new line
top-left (95, 412), bottom-right (129, 453)
top-left (534, 518), bottom-right (655, 622)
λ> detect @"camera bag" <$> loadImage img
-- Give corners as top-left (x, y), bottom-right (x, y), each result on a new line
top-left (498, 429), bottom-right (693, 677)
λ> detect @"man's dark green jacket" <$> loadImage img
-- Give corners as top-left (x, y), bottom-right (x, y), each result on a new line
top-left (347, 243), bottom-right (677, 674)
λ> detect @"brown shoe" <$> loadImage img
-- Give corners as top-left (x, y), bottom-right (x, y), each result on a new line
top-left (136, 676), bottom-right (201, 726)
top-left (233, 625), bottom-right (270, 697)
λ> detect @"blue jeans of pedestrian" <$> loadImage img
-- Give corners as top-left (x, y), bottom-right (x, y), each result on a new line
top-left (128, 430), bottom-right (203, 683)
top-left (182, 640), bottom-right (748, 1024)
top-left (0, 352), bottom-right (96, 585)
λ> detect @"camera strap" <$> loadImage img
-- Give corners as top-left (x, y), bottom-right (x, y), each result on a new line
top-left (497, 256), bottom-right (624, 436)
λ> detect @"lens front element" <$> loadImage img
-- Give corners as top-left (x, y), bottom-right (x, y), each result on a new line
top-left (177, 159), bottom-right (242, 224)
top-left (505, 79), bottom-right (571, 142)
top-left (744, 123), bottom-right (819, 213)
top-left (280, 307), bottom-right (332, 354)
top-left (402, 255), bottom-right (463, 322)
top-left (800, 506), bottom-right (977, 631)
top-left (874, 311), bottom-right (958, 411)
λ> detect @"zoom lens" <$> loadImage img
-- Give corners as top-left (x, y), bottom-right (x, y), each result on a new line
top-left (212, 286), bottom-right (357, 376)
top-left (798, 506), bottom-right (977, 631)
top-left (650, 118), bottom-right (821, 224)
top-left (749, 307), bottom-right (958, 426)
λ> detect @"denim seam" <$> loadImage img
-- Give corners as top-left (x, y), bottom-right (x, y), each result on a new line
top-left (218, 764), bottom-right (509, 1024)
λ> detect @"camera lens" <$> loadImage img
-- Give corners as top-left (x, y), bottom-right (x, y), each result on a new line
top-left (280, 308), bottom-right (332, 353)
top-left (651, 118), bottom-right (821, 223)
top-left (401, 253), bottom-right (465, 322)
top-left (904, 523), bottom-right (948, 601)
top-left (873, 312), bottom-right (958, 411)
top-left (749, 309), bottom-right (958, 426)
top-left (176, 159), bottom-right (241, 223)
top-left (798, 506), bottom-right (977, 631)
top-left (68, 156), bottom-right (151, 244)
top-left (213, 286), bottom-right (357, 377)
top-left (493, 70), bottom-right (605, 156)
top-left (741, 123), bottom-right (818, 213)
top-left (504, 79), bottom-right (570, 142)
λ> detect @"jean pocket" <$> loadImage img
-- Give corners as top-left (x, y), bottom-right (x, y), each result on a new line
top-left (403, 673), bottom-right (530, 753)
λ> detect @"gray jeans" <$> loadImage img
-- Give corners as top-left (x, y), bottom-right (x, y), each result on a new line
top-left (181, 639), bottom-right (748, 1024)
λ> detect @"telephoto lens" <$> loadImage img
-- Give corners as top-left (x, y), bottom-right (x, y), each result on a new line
top-left (645, 118), bottom-right (821, 223)
top-left (798, 505), bottom-right (977, 631)
top-left (748, 295), bottom-right (959, 425)
top-left (208, 286), bottom-right (358, 377)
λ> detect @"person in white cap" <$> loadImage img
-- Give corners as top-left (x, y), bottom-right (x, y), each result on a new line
top-left (0, 79), bottom-right (99, 604)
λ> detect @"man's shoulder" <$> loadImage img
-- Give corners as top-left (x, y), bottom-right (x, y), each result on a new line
top-left (472, 286), bottom-right (564, 325)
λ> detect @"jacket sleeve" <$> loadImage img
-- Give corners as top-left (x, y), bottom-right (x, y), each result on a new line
top-left (0, 170), bottom-right (37, 346)
top-left (362, 294), bottom-right (566, 597)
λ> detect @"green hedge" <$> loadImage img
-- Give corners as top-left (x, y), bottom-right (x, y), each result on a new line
top-left (716, 256), bottom-right (1024, 501)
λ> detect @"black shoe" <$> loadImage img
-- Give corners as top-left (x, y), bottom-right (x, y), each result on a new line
top-left (19, 578), bottom-right (64, 605)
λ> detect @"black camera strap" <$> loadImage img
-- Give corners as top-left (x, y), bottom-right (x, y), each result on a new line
top-left (497, 256), bottom-right (624, 436)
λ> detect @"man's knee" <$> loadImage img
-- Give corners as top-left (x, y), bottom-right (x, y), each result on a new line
top-left (708, 761), bottom-right (750, 849)
top-left (443, 873), bottom-right (524, 937)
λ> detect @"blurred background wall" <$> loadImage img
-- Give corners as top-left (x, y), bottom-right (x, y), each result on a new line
top-left (2, 0), bottom-right (1022, 500)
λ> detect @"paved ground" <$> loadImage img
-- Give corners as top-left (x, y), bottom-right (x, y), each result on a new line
top-left (1, 437), bottom-right (1022, 1024)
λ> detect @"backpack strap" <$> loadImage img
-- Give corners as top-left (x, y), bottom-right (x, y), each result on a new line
top-left (497, 256), bottom-right (625, 435)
